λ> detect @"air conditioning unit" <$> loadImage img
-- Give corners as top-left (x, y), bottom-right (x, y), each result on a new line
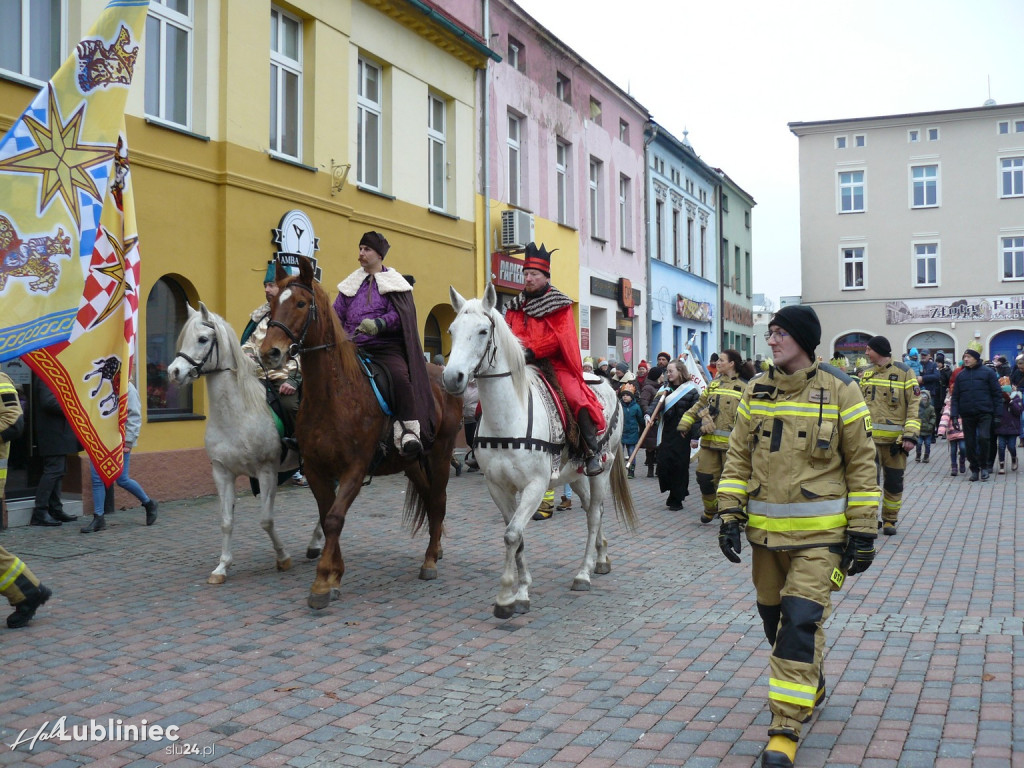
top-left (500, 209), bottom-right (535, 250)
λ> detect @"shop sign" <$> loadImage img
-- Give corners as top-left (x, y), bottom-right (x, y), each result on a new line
top-left (722, 300), bottom-right (753, 326)
top-left (491, 252), bottom-right (525, 290)
top-left (886, 295), bottom-right (1024, 324)
top-left (272, 210), bottom-right (321, 281)
top-left (676, 294), bottom-right (712, 322)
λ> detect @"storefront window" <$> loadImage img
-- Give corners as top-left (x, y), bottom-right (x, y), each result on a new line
top-left (423, 313), bottom-right (442, 362)
top-left (146, 277), bottom-right (193, 415)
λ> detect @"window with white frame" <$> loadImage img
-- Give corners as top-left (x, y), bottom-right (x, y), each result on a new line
top-left (1003, 236), bottom-right (1024, 280)
top-left (357, 56), bottom-right (382, 188)
top-left (842, 246), bottom-right (865, 289)
top-left (914, 243), bottom-right (938, 286)
top-left (507, 112), bottom-right (522, 206)
top-left (0, 0), bottom-right (62, 83)
top-left (1001, 157), bottom-right (1024, 198)
top-left (427, 93), bottom-right (446, 210)
top-left (654, 200), bottom-right (664, 261)
top-left (835, 136), bottom-right (847, 149)
top-left (1017, 119), bottom-right (1024, 133)
top-left (555, 72), bottom-right (570, 103)
top-left (855, 134), bottom-right (866, 147)
top-left (618, 175), bottom-right (631, 249)
top-left (270, 6), bottom-right (302, 159)
top-left (555, 139), bottom-right (570, 225)
top-left (927, 127), bottom-right (939, 141)
top-left (911, 164), bottom-right (938, 208)
top-left (839, 170), bottom-right (865, 212)
top-left (672, 208), bottom-right (680, 266)
top-left (507, 37), bottom-right (523, 72)
top-left (700, 224), bottom-right (707, 275)
top-left (908, 129), bottom-right (920, 142)
top-left (999, 121), bottom-right (1010, 134)
top-left (146, 0), bottom-right (192, 128)
top-left (687, 218), bottom-right (694, 270)
top-left (589, 158), bottom-right (602, 238)
top-left (619, 119), bottom-right (629, 144)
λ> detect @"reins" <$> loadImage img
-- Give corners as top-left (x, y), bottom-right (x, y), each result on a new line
top-left (472, 311), bottom-right (512, 379)
top-left (173, 320), bottom-right (235, 378)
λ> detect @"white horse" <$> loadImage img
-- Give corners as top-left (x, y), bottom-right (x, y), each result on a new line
top-left (443, 285), bottom-right (637, 618)
top-left (167, 302), bottom-right (324, 584)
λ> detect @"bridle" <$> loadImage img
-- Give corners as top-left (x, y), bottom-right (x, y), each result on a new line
top-left (266, 282), bottom-right (335, 358)
top-left (470, 311), bottom-right (510, 380)
top-left (173, 319), bottom-right (234, 378)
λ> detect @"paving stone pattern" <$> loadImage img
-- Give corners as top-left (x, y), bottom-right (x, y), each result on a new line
top-left (0, 452), bottom-right (1021, 767)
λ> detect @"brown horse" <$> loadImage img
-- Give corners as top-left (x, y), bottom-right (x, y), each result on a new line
top-left (259, 258), bottom-right (463, 609)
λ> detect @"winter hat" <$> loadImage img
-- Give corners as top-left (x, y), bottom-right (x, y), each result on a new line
top-left (909, 347), bottom-right (919, 358)
top-left (359, 231), bottom-right (390, 257)
top-left (615, 362), bottom-right (629, 374)
top-left (582, 356), bottom-right (594, 370)
top-left (638, 359), bottom-right (649, 371)
top-left (866, 335), bottom-right (892, 357)
top-left (963, 348), bottom-right (981, 362)
top-left (768, 305), bottom-right (821, 359)
top-left (646, 365), bottom-right (665, 383)
top-left (935, 352), bottom-right (945, 363)
top-left (657, 352), bottom-right (671, 365)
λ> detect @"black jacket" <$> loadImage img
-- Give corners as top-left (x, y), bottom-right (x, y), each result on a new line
top-left (951, 364), bottom-right (1001, 421)
top-left (33, 377), bottom-right (81, 456)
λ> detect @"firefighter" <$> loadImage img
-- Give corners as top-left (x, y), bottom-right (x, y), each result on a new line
top-left (861, 335), bottom-right (920, 535)
top-left (678, 349), bottom-right (753, 524)
top-left (717, 305), bottom-right (880, 768)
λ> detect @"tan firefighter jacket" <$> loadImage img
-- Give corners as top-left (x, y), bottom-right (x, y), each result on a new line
top-left (861, 360), bottom-right (921, 445)
top-left (678, 371), bottom-right (746, 451)
top-left (718, 361), bottom-right (881, 549)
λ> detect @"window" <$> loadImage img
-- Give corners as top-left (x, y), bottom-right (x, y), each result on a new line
top-left (744, 210), bottom-right (751, 228)
top-left (555, 139), bottom-right (570, 225)
top-left (357, 56), bottom-right (382, 189)
top-left (653, 157), bottom-right (664, 175)
top-left (911, 165), bottom-right (938, 207)
top-left (269, 6), bottom-right (302, 160)
top-left (835, 136), bottom-right (847, 149)
top-left (839, 170), bottom-right (865, 213)
top-left (618, 175), bottom-right (631, 248)
top-left (721, 193), bottom-right (729, 212)
top-left (589, 158), bottom-right (602, 237)
top-left (999, 121), bottom-right (1010, 134)
top-left (687, 218), bottom-right (694, 269)
top-left (507, 113), bottom-right (521, 206)
top-left (842, 246), bottom-right (865, 289)
top-left (145, 0), bottom-right (192, 128)
top-left (914, 243), bottom-right (938, 286)
top-left (722, 238), bottom-right (729, 282)
top-left (745, 252), bottom-right (752, 297)
top-left (1001, 157), bottom-right (1024, 198)
top-left (507, 37), bottom-right (522, 71)
top-left (855, 134), bottom-right (866, 147)
top-left (928, 127), bottom-right (939, 141)
top-left (619, 119), bottom-right (629, 144)
top-left (700, 224), bottom-right (706, 275)
top-left (1017, 120), bottom-right (1024, 133)
top-left (908, 129), bottom-right (920, 142)
top-left (556, 72), bottom-right (570, 103)
top-left (654, 200), bottom-right (664, 261)
top-left (589, 97), bottom-right (602, 125)
top-left (146, 277), bottom-right (193, 415)
top-left (734, 246), bottom-right (741, 291)
top-left (672, 209), bottom-right (680, 266)
top-left (1003, 237), bottom-right (1024, 280)
top-left (670, 168), bottom-right (680, 185)
top-left (0, 0), bottom-right (62, 83)
top-left (427, 93), bottom-right (446, 210)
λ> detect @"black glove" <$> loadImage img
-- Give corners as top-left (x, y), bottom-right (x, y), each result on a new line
top-left (718, 521), bottom-right (742, 563)
top-left (840, 534), bottom-right (876, 575)
top-left (523, 348), bottom-right (537, 364)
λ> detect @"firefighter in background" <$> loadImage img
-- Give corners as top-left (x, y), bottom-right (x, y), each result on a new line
top-left (861, 335), bottom-right (920, 536)
top-left (678, 349), bottom-right (753, 524)
top-left (717, 305), bottom-right (880, 768)
top-left (0, 371), bottom-right (53, 628)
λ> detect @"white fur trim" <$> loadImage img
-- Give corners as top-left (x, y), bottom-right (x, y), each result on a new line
top-left (336, 267), bottom-right (412, 297)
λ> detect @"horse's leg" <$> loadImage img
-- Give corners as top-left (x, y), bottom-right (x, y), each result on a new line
top-left (406, 460), bottom-right (446, 581)
top-left (208, 464), bottom-right (236, 584)
top-left (308, 470), bottom-right (360, 610)
top-left (490, 477), bottom-right (542, 619)
top-left (256, 466), bottom-right (292, 572)
top-left (306, 521), bottom-right (325, 560)
top-left (572, 475), bottom-right (608, 591)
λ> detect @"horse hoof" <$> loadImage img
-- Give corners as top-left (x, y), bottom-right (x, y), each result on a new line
top-left (276, 557), bottom-right (293, 572)
top-left (308, 591), bottom-right (330, 610)
top-left (419, 566), bottom-right (438, 581)
top-left (329, 588), bottom-right (342, 602)
top-left (207, 573), bottom-right (226, 585)
top-left (571, 578), bottom-right (591, 592)
top-left (493, 603), bottom-right (516, 619)
top-left (594, 562), bottom-right (611, 575)
top-left (306, 548), bottom-right (321, 560)
top-left (514, 600), bottom-right (530, 614)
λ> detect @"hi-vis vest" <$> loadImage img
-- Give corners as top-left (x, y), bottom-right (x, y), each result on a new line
top-left (861, 361), bottom-right (921, 444)
top-left (678, 372), bottom-right (745, 451)
top-left (718, 362), bottom-right (882, 548)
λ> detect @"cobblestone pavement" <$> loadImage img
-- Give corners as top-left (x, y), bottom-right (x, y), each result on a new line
top-left (1, 449), bottom-right (1021, 767)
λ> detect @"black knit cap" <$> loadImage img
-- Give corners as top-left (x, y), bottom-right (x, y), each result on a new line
top-left (359, 231), bottom-right (390, 258)
top-left (646, 365), bottom-right (665, 383)
top-left (769, 305), bottom-right (821, 359)
top-left (964, 348), bottom-right (981, 361)
top-left (866, 335), bottom-right (892, 357)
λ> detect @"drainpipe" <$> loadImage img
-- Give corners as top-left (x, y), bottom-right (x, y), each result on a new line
top-left (643, 121), bottom-right (659, 360)
top-left (482, 0), bottom-right (491, 289)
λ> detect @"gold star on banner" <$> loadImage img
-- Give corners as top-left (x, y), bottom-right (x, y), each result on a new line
top-left (0, 84), bottom-right (110, 227)
top-left (90, 232), bottom-right (136, 329)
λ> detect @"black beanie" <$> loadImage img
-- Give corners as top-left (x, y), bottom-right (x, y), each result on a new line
top-left (866, 335), bottom-right (892, 357)
top-left (646, 365), bottom-right (665, 383)
top-left (769, 305), bottom-right (821, 359)
top-left (963, 348), bottom-right (981, 361)
top-left (359, 231), bottom-right (390, 258)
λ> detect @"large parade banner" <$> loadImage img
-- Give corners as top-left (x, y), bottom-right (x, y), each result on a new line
top-left (886, 294), bottom-right (1024, 324)
top-left (0, 0), bottom-right (150, 484)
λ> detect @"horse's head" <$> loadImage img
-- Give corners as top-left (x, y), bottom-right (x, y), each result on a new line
top-left (444, 283), bottom-right (501, 395)
top-left (168, 302), bottom-right (226, 384)
top-left (261, 256), bottom-right (321, 369)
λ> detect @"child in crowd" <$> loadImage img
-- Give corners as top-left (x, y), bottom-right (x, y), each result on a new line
top-left (618, 383), bottom-right (645, 479)
top-left (915, 390), bottom-right (936, 463)
top-left (938, 391), bottom-right (966, 476)
top-left (995, 377), bottom-right (1023, 473)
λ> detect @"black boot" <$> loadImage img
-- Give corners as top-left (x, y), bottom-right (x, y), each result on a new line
top-left (30, 511), bottom-right (61, 527)
top-left (80, 515), bottom-right (106, 533)
top-left (576, 410), bottom-right (603, 476)
top-left (7, 577), bottom-right (52, 629)
top-left (50, 509), bottom-right (78, 522)
top-left (144, 499), bottom-right (159, 526)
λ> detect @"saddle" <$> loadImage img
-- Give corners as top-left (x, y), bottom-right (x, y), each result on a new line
top-left (533, 359), bottom-right (583, 457)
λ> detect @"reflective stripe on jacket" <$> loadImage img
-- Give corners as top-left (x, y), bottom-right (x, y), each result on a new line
top-left (861, 361), bottom-right (921, 444)
top-left (678, 372), bottom-right (745, 451)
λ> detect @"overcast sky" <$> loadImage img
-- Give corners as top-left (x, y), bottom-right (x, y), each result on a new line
top-left (514, 0), bottom-right (1024, 307)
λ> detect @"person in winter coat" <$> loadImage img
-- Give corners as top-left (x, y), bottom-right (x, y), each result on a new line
top-left (995, 378), bottom-right (1023, 473)
top-left (906, 348), bottom-right (922, 377)
top-left (31, 377), bottom-right (82, 527)
top-left (950, 348), bottom-right (1002, 481)
top-left (639, 366), bottom-right (665, 477)
top-left (618, 383), bottom-right (646, 478)
top-left (937, 392), bottom-right (967, 476)
top-left (914, 391), bottom-right (936, 463)
top-left (656, 360), bottom-right (700, 510)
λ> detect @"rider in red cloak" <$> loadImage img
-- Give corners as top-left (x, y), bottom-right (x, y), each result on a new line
top-left (504, 243), bottom-right (607, 475)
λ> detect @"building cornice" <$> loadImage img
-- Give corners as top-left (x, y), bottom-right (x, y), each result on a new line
top-left (789, 101), bottom-right (1024, 136)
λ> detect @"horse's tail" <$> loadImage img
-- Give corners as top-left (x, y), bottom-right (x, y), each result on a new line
top-left (402, 477), bottom-right (430, 536)
top-left (609, 450), bottom-right (638, 532)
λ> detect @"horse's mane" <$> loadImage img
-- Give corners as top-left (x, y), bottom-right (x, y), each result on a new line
top-left (468, 300), bottom-right (532, 403)
top-left (214, 313), bottom-right (269, 413)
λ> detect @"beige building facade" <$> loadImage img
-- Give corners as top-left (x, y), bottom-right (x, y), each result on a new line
top-left (790, 101), bottom-right (1024, 367)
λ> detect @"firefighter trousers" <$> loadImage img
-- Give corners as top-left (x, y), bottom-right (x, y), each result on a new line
top-left (752, 543), bottom-right (840, 739)
top-left (874, 443), bottom-right (906, 524)
top-left (0, 545), bottom-right (41, 607)
top-left (695, 448), bottom-right (726, 518)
